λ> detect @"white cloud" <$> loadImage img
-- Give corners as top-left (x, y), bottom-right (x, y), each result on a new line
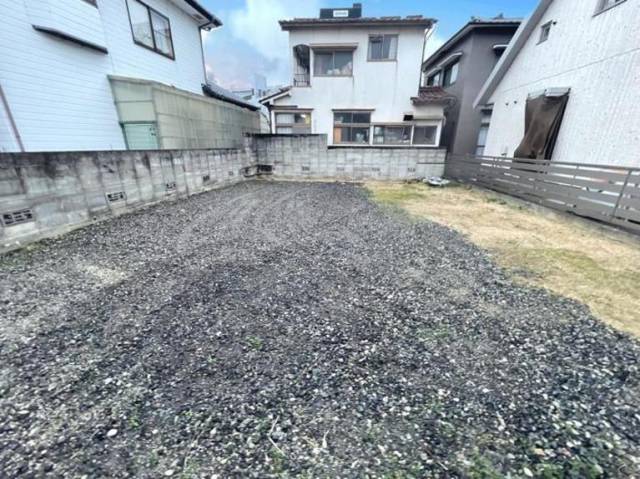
top-left (204, 0), bottom-right (320, 89)
top-left (228, 0), bottom-right (319, 62)
top-left (423, 33), bottom-right (446, 61)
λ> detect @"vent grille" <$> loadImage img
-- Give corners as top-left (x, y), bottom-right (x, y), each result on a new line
top-left (301, 166), bottom-right (311, 172)
top-left (408, 167), bottom-right (416, 173)
top-left (2, 208), bottom-right (34, 227)
top-left (257, 165), bottom-right (273, 174)
top-left (228, 171), bottom-right (234, 177)
top-left (106, 191), bottom-right (126, 203)
top-left (166, 181), bottom-right (177, 191)
top-left (202, 175), bottom-right (211, 183)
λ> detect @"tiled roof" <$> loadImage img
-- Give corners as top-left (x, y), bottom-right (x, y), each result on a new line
top-left (259, 86), bottom-right (293, 104)
top-left (280, 16), bottom-right (435, 30)
top-left (202, 83), bottom-right (260, 111)
top-left (411, 87), bottom-right (457, 106)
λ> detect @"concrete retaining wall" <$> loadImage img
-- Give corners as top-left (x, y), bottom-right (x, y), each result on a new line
top-left (0, 145), bottom-right (256, 251)
top-left (254, 134), bottom-right (447, 181)
top-left (0, 134), bottom-right (446, 251)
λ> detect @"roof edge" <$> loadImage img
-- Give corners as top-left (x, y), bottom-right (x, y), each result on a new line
top-left (279, 17), bottom-right (436, 31)
top-left (474, 0), bottom-right (554, 108)
top-left (422, 19), bottom-right (522, 71)
top-left (183, 0), bottom-right (223, 27)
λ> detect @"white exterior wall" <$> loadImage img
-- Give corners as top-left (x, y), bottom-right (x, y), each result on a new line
top-left (273, 26), bottom-right (444, 145)
top-left (484, 0), bottom-right (640, 166)
top-left (0, 0), bottom-right (207, 152)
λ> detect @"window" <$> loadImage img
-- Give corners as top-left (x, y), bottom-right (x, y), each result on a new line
top-left (314, 51), bottom-right (353, 76)
top-left (334, 112), bottom-right (371, 144)
top-left (475, 110), bottom-right (493, 156)
top-left (127, 0), bottom-right (174, 59)
top-left (413, 126), bottom-right (439, 146)
top-left (538, 22), bottom-right (552, 43)
top-left (443, 61), bottom-right (459, 87)
top-left (275, 112), bottom-right (312, 134)
top-left (373, 125), bottom-right (412, 145)
top-left (122, 123), bottom-right (159, 150)
top-left (596, 0), bottom-right (626, 13)
top-left (426, 71), bottom-right (441, 87)
top-left (368, 35), bottom-right (398, 61)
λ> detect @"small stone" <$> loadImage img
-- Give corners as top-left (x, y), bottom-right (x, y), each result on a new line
top-left (106, 429), bottom-right (118, 438)
top-left (165, 470), bottom-right (174, 477)
top-left (523, 467), bottom-right (533, 477)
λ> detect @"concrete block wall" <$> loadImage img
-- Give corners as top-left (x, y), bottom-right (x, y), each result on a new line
top-left (0, 144), bottom-right (255, 251)
top-left (1, 134), bottom-right (446, 251)
top-left (253, 134), bottom-right (447, 181)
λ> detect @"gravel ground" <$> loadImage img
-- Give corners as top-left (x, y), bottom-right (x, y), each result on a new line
top-left (1, 181), bottom-right (639, 478)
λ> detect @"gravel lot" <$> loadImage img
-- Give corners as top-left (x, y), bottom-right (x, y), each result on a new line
top-left (1, 181), bottom-right (639, 478)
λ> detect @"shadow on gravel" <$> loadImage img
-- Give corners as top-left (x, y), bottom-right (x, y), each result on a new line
top-left (1, 181), bottom-right (639, 478)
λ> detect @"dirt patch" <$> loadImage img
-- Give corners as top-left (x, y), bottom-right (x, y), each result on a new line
top-left (367, 181), bottom-right (640, 337)
top-left (1, 181), bottom-right (639, 478)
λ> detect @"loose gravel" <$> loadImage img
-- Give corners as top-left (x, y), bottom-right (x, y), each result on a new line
top-left (1, 181), bottom-right (639, 478)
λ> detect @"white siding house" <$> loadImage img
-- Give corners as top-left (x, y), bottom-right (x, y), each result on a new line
top-left (475, 0), bottom-right (640, 166)
top-left (261, 4), bottom-right (452, 148)
top-left (0, 0), bottom-right (258, 152)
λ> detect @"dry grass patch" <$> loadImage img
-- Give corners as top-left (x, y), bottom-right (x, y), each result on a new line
top-left (367, 181), bottom-right (640, 337)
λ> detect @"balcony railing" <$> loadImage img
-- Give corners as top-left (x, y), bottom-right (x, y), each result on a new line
top-left (294, 73), bottom-right (310, 87)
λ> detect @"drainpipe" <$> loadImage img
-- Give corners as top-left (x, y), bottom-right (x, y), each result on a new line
top-left (419, 24), bottom-right (436, 90)
top-left (0, 82), bottom-right (25, 152)
top-left (198, 20), bottom-right (222, 86)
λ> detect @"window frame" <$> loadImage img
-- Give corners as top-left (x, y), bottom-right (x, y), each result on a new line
top-left (475, 109), bottom-right (493, 156)
top-left (412, 124), bottom-right (441, 147)
top-left (372, 124), bottom-right (412, 146)
top-left (333, 111), bottom-right (372, 145)
top-left (538, 21), bottom-right (552, 44)
top-left (126, 0), bottom-right (175, 60)
top-left (274, 110), bottom-right (312, 134)
top-left (594, 0), bottom-right (627, 15)
top-left (367, 34), bottom-right (399, 62)
top-left (313, 50), bottom-right (354, 77)
top-left (425, 71), bottom-right (441, 87)
top-left (442, 60), bottom-right (459, 87)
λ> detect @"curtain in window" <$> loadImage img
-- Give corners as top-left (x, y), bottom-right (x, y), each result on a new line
top-left (129, 0), bottom-right (153, 47)
top-left (514, 91), bottom-right (569, 160)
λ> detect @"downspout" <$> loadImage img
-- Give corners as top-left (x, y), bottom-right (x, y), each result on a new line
top-left (198, 20), bottom-right (221, 86)
top-left (419, 24), bottom-right (436, 91)
top-left (0, 82), bottom-right (25, 152)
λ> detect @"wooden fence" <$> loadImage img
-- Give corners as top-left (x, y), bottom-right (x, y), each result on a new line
top-left (445, 154), bottom-right (640, 234)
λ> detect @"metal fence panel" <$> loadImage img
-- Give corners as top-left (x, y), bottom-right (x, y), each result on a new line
top-left (446, 154), bottom-right (640, 234)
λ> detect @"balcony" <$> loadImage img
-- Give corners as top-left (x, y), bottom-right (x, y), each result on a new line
top-left (294, 73), bottom-right (310, 87)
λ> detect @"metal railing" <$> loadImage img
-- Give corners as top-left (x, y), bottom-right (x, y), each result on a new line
top-left (294, 73), bottom-right (310, 87)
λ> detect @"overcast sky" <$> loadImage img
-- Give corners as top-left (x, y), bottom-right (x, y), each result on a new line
top-left (199, 0), bottom-right (538, 91)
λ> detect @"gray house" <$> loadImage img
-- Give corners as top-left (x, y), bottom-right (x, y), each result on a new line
top-left (422, 16), bottom-right (521, 156)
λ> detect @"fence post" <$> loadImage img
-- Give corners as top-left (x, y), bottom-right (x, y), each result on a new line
top-left (611, 169), bottom-right (632, 219)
